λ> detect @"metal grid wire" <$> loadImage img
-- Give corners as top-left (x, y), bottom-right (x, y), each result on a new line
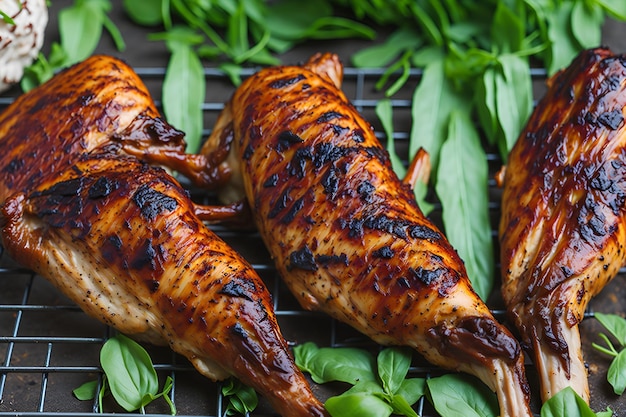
top-left (0, 64), bottom-right (599, 417)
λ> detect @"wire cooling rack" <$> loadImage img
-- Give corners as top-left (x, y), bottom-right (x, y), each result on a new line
top-left (0, 63), bottom-right (618, 417)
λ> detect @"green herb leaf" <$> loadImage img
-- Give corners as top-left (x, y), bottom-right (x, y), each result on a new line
top-left (123, 0), bottom-right (164, 26)
top-left (607, 349), bottom-right (626, 395)
top-left (595, 313), bottom-right (626, 346)
top-left (161, 33), bottom-right (206, 153)
top-left (571, 1), bottom-right (604, 49)
top-left (596, 0), bottom-right (626, 19)
top-left (427, 374), bottom-right (499, 417)
top-left (494, 53), bottom-right (533, 159)
top-left (409, 58), bottom-right (470, 174)
top-left (0, 9), bottom-right (14, 24)
top-left (99, 334), bottom-right (160, 412)
top-left (293, 342), bottom-right (377, 385)
top-left (73, 380), bottom-right (99, 401)
top-left (222, 378), bottom-right (258, 416)
top-left (377, 347), bottom-right (412, 396)
top-left (540, 386), bottom-right (602, 417)
top-left (375, 99), bottom-right (406, 179)
top-left (351, 27), bottom-right (421, 68)
top-left (435, 110), bottom-right (494, 300)
top-left (396, 378), bottom-right (426, 405)
top-left (325, 390), bottom-right (393, 417)
top-left (58, 1), bottom-right (104, 65)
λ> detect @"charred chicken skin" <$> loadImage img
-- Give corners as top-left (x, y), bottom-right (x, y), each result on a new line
top-left (202, 53), bottom-right (533, 417)
top-left (0, 56), bottom-right (327, 416)
top-left (0, 54), bottom-right (228, 205)
top-left (499, 47), bottom-right (626, 403)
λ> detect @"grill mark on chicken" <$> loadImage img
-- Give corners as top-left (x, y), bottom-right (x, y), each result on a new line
top-left (133, 184), bottom-right (178, 220)
top-left (269, 73), bottom-right (305, 89)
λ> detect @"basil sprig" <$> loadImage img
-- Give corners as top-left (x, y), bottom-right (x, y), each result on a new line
top-left (73, 334), bottom-right (176, 415)
top-left (593, 313), bottom-right (626, 395)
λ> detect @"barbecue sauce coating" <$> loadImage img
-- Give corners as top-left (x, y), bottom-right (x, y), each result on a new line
top-left (499, 47), bottom-right (626, 403)
top-left (0, 55), bottom-right (226, 206)
top-left (1, 155), bottom-right (328, 417)
top-left (203, 52), bottom-right (532, 417)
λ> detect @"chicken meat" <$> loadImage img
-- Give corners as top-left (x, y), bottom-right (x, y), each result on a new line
top-left (201, 52), bottom-right (533, 417)
top-left (0, 54), bottom-right (229, 205)
top-left (0, 55), bottom-right (327, 416)
top-left (1, 154), bottom-right (328, 417)
top-left (499, 47), bottom-right (626, 403)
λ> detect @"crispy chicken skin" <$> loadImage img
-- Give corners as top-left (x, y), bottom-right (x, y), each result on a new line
top-left (499, 47), bottom-right (626, 403)
top-left (0, 154), bottom-right (328, 417)
top-left (202, 53), bottom-right (533, 417)
top-left (0, 54), bottom-right (227, 205)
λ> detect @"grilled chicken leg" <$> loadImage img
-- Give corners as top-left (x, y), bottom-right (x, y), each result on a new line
top-left (0, 154), bottom-right (328, 417)
top-left (202, 53), bottom-right (533, 417)
top-left (0, 54), bottom-right (229, 205)
top-left (499, 47), bottom-right (626, 403)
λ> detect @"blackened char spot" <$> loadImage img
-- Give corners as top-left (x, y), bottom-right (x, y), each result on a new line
top-left (409, 225), bottom-right (441, 241)
top-left (263, 174), bottom-right (279, 188)
top-left (321, 167), bottom-right (339, 199)
top-left (597, 109), bottom-right (624, 130)
top-left (88, 177), bottom-right (116, 199)
top-left (289, 245), bottom-right (318, 271)
top-left (243, 144), bottom-right (254, 160)
top-left (317, 111), bottom-right (344, 123)
top-left (5, 158), bottom-right (24, 174)
top-left (288, 147), bottom-right (313, 179)
top-left (108, 234), bottom-right (123, 249)
top-left (331, 124), bottom-right (349, 136)
top-left (282, 196), bottom-right (305, 224)
top-left (129, 239), bottom-right (162, 286)
top-left (408, 266), bottom-right (444, 286)
top-left (268, 188), bottom-right (291, 219)
top-left (269, 74), bottom-right (305, 89)
top-left (353, 129), bottom-right (365, 143)
top-left (316, 253), bottom-right (348, 266)
top-left (373, 246), bottom-right (394, 259)
top-left (590, 167), bottom-right (612, 191)
top-left (133, 184), bottom-right (178, 220)
top-left (357, 181), bottom-right (375, 203)
top-left (36, 177), bottom-right (84, 197)
top-left (231, 322), bottom-right (248, 338)
top-left (219, 279), bottom-right (254, 301)
top-left (278, 131), bottom-right (304, 151)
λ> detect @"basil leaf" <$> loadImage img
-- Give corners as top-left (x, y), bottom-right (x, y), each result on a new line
top-left (325, 391), bottom-right (393, 417)
top-left (123, 0), bottom-right (164, 26)
top-left (435, 110), bottom-right (494, 300)
top-left (607, 349), bottom-right (626, 395)
top-left (595, 313), bottom-right (626, 347)
top-left (571, 0), bottom-right (603, 49)
top-left (100, 334), bottom-right (159, 412)
top-left (389, 393), bottom-right (419, 417)
top-left (377, 347), bottom-right (411, 395)
top-left (540, 387), bottom-right (598, 417)
top-left (73, 380), bottom-right (99, 401)
top-left (162, 39), bottom-right (205, 153)
top-left (491, 1), bottom-right (524, 53)
top-left (427, 374), bottom-right (498, 417)
top-left (596, 0), bottom-right (626, 19)
top-left (409, 58), bottom-right (470, 174)
top-left (352, 27), bottom-right (421, 68)
top-left (494, 53), bottom-right (533, 159)
top-left (222, 378), bottom-right (258, 416)
top-left (396, 378), bottom-right (426, 405)
top-left (294, 342), bottom-right (377, 385)
top-left (58, 1), bottom-right (104, 65)
top-left (545, 2), bottom-right (581, 74)
top-left (375, 99), bottom-right (406, 178)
